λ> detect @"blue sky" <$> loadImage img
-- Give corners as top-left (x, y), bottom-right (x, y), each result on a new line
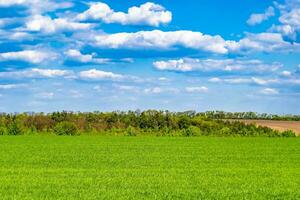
top-left (0, 0), bottom-right (300, 113)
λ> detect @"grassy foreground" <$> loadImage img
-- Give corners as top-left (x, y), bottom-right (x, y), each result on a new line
top-left (0, 136), bottom-right (299, 199)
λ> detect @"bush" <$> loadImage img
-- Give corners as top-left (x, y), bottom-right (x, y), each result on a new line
top-left (183, 126), bottom-right (201, 137)
top-left (7, 121), bottom-right (23, 135)
top-left (125, 126), bottom-right (137, 136)
top-left (0, 127), bottom-right (7, 135)
top-left (281, 130), bottom-right (296, 137)
top-left (220, 127), bottom-right (231, 136)
top-left (54, 122), bottom-right (78, 136)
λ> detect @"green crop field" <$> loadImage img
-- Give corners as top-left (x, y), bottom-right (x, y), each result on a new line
top-left (0, 136), bottom-right (299, 199)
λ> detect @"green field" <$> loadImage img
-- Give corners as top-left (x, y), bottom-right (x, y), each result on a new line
top-left (0, 136), bottom-right (299, 199)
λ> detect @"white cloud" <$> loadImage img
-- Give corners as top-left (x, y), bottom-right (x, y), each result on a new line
top-left (209, 77), bottom-right (279, 86)
top-left (78, 30), bottom-right (300, 54)
top-left (260, 88), bottom-right (279, 95)
top-left (280, 8), bottom-right (300, 27)
top-left (0, 50), bottom-right (55, 64)
top-left (0, 84), bottom-right (27, 89)
top-left (9, 32), bottom-right (32, 40)
top-left (232, 32), bottom-right (300, 53)
top-left (144, 87), bottom-right (163, 94)
top-left (0, 0), bottom-right (73, 14)
top-left (0, 68), bottom-right (73, 78)
top-left (208, 77), bottom-right (222, 83)
top-left (185, 86), bottom-right (208, 93)
top-left (65, 49), bottom-right (110, 64)
top-left (270, 24), bottom-right (296, 40)
top-left (91, 30), bottom-right (233, 54)
top-left (247, 6), bottom-right (275, 26)
top-left (77, 2), bottom-right (172, 27)
top-left (153, 58), bottom-right (281, 73)
top-left (0, 0), bottom-right (28, 7)
top-left (220, 78), bottom-right (252, 84)
top-left (30, 68), bottom-right (72, 78)
top-left (0, 68), bottom-right (139, 81)
top-left (158, 77), bottom-right (169, 81)
top-left (0, 18), bottom-right (18, 28)
top-left (0, 29), bottom-right (33, 41)
top-left (25, 15), bottom-right (92, 34)
top-left (251, 77), bottom-right (279, 85)
top-left (271, 1), bottom-right (300, 40)
top-left (144, 87), bottom-right (179, 94)
top-left (281, 70), bottom-right (292, 77)
top-left (79, 69), bottom-right (124, 80)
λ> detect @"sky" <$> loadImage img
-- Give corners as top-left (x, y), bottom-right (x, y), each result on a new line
top-left (0, 0), bottom-right (300, 114)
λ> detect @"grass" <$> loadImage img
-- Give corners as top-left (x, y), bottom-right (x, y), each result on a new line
top-left (0, 136), bottom-right (299, 199)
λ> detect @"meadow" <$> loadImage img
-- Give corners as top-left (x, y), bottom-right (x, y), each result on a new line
top-left (0, 136), bottom-right (299, 199)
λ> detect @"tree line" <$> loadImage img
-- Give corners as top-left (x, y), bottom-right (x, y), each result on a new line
top-left (0, 110), bottom-right (297, 137)
top-left (203, 111), bottom-right (300, 121)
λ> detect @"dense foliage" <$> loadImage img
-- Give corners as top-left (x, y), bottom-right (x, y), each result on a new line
top-left (203, 111), bottom-right (300, 121)
top-left (0, 111), bottom-right (296, 137)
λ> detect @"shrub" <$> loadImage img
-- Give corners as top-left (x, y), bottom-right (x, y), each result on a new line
top-left (7, 121), bottom-right (23, 135)
top-left (0, 127), bottom-right (7, 135)
top-left (220, 127), bottom-right (231, 136)
top-left (183, 126), bottom-right (201, 137)
top-left (281, 130), bottom-right (296, 137)
top-left (125, 126), bottom-right (137, 136)
top-left (54, 122), bottom-right (78, 136)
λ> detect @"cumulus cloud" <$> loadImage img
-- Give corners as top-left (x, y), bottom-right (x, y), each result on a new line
top-left (271, 1), bottom-right (300, 40)
top-left (0, 29), bottom-right (33, 41)
top-left (247, 6), bottom-right (275, 26)
top-left (76, 30), bottom-right (300, 54)
top-left (0, 50), bottom-right (56, 64)
top-left (153, 58), bottom-right (281, 73)
top-left (77, 2), bottom-right (172, 27)
top-left (0, 68), bottom-right (73, 78)
top-left (0, 0), bottom-right (73, 14)
top-left (91, 30), bottom-right (232, 54)
top-left (260, 88), bottom-right (279, 95)
top-left (79, 69), bottom-right (124, 80)
top-left (25, 15), bottom-right (92, 34)
top-left (185, 86), bottom-right (208, 93)
top-left (278, 8), bottom-right (300, 39)
top-left (231, 32), bottom-right (300, 53)
top-left (65, 49), bottom-right (110, 64)
top-left (0, 0), bottom-right (29, 7)
top-left (280, 9), bottom-right (300, 27)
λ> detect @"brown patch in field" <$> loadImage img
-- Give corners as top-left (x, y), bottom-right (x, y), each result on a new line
top-left (228, 120), bottom-right (300, 136)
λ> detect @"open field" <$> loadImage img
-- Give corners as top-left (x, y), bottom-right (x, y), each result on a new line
top-left (229, 120), bottom-right (300, 136)
top-left (0, 136), bottom-right (299, 199)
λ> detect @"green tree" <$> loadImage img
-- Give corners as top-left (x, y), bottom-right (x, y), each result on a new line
top-left (54, 122), bottom-right (78, 136)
